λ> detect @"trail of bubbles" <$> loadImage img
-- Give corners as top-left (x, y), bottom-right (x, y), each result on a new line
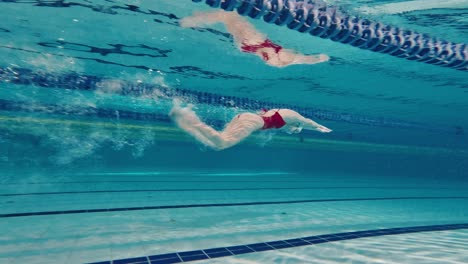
top-left (3, 59), bottom-right (178, 164)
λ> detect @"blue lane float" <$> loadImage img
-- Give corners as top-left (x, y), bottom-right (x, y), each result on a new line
top-left (191, 0), bottom-right (467, 72)
top-left (0, 67), bottom-right (425, 130)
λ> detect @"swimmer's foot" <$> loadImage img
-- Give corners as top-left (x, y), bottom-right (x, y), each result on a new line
top-left (169, 107), bottom-right (178, 118)
top-left (316, 125), bottom-right (332, 133)
top-left (180, 10), bottom-right (231, 28)
top-left (303, 54), bottom-right (329, 64)
top-left (169, 101), bottom-right (199, 125)
top-left (179, 16), bottom-right (199, 28)
top-left (169, 99), bottom-right (183, 118)
top-left (287, 53), bottom-right (329, 66)
top-left (180, 12), bottom-right (212, 28)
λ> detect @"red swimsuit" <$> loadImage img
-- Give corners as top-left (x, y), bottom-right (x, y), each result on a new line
top-left (261, 111), bottom-right (286, 130)
top-left (241, 39), bottom-right (283, 61)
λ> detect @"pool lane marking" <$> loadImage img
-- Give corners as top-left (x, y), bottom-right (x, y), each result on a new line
top-left (2, 196), bottom-right (468, 218)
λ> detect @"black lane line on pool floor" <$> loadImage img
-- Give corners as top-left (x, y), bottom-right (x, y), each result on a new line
top-left (2, 196), bottom-right (468, 218)
top-left (86, 223), bottom-right (468, 264)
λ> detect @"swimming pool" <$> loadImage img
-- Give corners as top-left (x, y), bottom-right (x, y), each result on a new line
top-left (0, 0), bottom-right (467, 263)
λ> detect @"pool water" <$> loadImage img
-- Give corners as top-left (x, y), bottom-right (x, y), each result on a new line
top-left (0, 0), bottom-right (467, 263)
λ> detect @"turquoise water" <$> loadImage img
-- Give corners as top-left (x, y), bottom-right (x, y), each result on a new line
top-left (0, 0), bottom-right (467, 263)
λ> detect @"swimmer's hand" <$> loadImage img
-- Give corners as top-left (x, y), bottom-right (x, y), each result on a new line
top-left (316, 125), bottom-right (332, 133)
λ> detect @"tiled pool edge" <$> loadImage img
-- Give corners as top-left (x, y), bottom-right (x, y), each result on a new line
top-left (87, 223), bottom-right (468, 264)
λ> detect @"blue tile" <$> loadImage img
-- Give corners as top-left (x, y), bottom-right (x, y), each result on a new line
top-left (338, 234), bottom-right (359, 239)
top-left (87, 262), bottom-right (111, 264)
top-left (267, 241), bottom-right (289, 246)
top-left (203, 248), bottom-right (233, 258)
top-left (301, 235), bottom-right (319, 240)
top-left (330, 232), bottom-right (351, 237)
top-left (113, 257), bottom-right (148, 264)
top-left (149, 258), bottom-right (181, 264)
top-left (246, 243), bottom-right (274, 252)
top-left (386, 230), bottom-right (406, 235)
top-left (303, 237), bottom-right (328, 244)
top-left (317, 234), bottom-right (340, 239)
top-left (112, 257), bottom-right (148, 264)
top-left (284, 239), bottom-right (310, 246)
top-left (377, 230), bottom-right (400, 235)
top-left (442, 225), bottom-right (459, 230)
top-left (388, 228), bottom-right (407, 232)
top-left (284, 238), bottom-right (307, 243)
top-left (205, 251), bottom-right (233, 258)
top-left (226, 245), bottom-right (255, 254)
top-left (148, 253), bottom-right (181, 264)
top-left (178, 250), bottom-right (204, 257)
top-left (266, 241), bottom-right (293, 249)
top-left (397, 228), bottom-right (414, 232)
top-left (348, 231), bottom-right (373, 235)
top-left (431, 226), bottom-right (449, 230)
top-left (203, 248), bottom-right (230, 254)
top-left (406, 227), bottom-right (428, 232)
top-left (361, 232), bottom-right (380, 237)
top-left (179, 254), bottom-right (208, 261)
top-left (321, 236), bottom-right (345, 242)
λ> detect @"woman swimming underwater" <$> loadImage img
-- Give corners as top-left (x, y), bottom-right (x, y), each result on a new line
top-left (170, 100), bottom-right (332, 151)
top-left (180, 10), bottom-right (329, 67)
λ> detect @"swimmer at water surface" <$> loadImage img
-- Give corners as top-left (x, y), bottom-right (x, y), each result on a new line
top-left (169, 100), bottom-right (332, 151)
top-left (180, 10), bottom-right (329, 67)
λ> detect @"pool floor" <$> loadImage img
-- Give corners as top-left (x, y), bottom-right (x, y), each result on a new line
top-left (1, 171), bottom-right (467, 263)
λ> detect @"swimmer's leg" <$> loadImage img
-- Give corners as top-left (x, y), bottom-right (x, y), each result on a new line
top-left (180, 10), bottom-right (234, 28)
top-left (170, 102), bottom-right (244, 150)
top-left (189, 113), bottom-right (263, 150)
top-left (170, 103), bottom-right (263, 150)
top-left (169, 102), bottom-right (219, 149)
top-left (292, 54), bottom-right (330, 65)
top-left (180, 10), bottom-right (265, 45)
top-left (271, 49), bottom-right (329, 67)
top-left (217, 113), bottom-right (265, 149)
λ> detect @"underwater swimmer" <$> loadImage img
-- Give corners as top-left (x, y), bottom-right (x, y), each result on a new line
top-left (169, 100), bottom-right (332, 151)
top-left (180, 10), bottom-right (329, 67)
